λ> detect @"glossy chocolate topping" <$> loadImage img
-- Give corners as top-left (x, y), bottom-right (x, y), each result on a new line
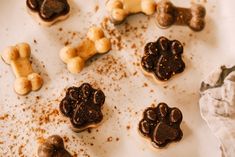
top-left (141, 36), bottom-right (185, 81)
top-left (27, 0), bottom-right (70, 21)
top-left (139, 103), bottom-right (183, 148)
top-left (59, 83), bottom-right (105, 131)
top-left (157, 0), bottom-right (206, 31)
top-left (38, 135), bottom-right (72, 157)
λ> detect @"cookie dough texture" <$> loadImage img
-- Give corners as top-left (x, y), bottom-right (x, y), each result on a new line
top-left (199, 65), bottom-right (235, 157)
top-left (1, 43), bottom-right (43, 95)
top-left (60, 26), bottom-right (111, 74)
top-left (107, 0), bottom-right (156, 24)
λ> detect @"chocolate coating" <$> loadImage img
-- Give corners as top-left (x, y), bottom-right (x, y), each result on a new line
top-left (156, 0), bottom-right (206, 31)
top-left (141, 36), bottom-right (185, 81)
top-left (59, 83), bottom-right (105, 132)
top-left (38, 135), bottom-right (72, 157)
top-left (26, 0), bottom-right (70, 21)
top-left (139, 103), bottom-right (183, 148)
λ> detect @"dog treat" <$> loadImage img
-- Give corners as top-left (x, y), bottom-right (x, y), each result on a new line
top-left (60, 27), bottom-right (111, 73)
top-left (139, 103), bottom-right (183, 148)
top-left (38, 135), bottom-right (72, 157)
top-left (1, 43), bottom-right (43, 95)
top-left (156, 0), bottom-right (206, 31)
top-left (26, 0), bottom-right (70, 26)
top-left (107, 0), bottom-right (156, 24)
top-left (141, 36), bottom-right (185, 82)
top-left (59, 83), bottom-right (105, 132)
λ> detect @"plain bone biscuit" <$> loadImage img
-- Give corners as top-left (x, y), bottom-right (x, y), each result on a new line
top-left (60, 27), bottom-right (111, 74)
top-left (1, 43), bottom-right (43, 95)
top-left (156, 0), bottom-right (206, 31)
top-left (107, 0), bottom-right (156, 24)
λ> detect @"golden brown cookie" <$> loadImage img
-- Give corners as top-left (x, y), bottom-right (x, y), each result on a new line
top-left (1, 43), bottom-right (43, 95)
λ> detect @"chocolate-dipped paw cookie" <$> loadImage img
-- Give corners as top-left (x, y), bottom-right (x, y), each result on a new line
top-left (59, 83), bottom-right (105, 132)
top-left (139, 103), bottom-right (183, 148)
top-left (141, 36), bottom-right (185, 82)
top-left (26, 0), bottom-right (70, 26)
top-left (38, 135), bottom-right (72, 157)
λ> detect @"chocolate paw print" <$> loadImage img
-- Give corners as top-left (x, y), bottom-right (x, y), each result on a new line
top-left (139, 103), bottom-right (183, 148)
top-left (38, 135), bottom-right (72, 157)
top-left (26, 0), bottom-right (70, 25)
top-left (59, 83), bottom-right (105, 132)
top-left (141, 36), bottom-right (185, 81)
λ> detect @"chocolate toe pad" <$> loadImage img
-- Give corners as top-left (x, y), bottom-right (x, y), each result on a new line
top-left (59, 83), bottom-right (105, 132)
top-left (141, 36), bottom-right (185, 81)
top-left (27, 0), bottom-right (70, 22)
top-left (139, 103), bottom-right (183, 148)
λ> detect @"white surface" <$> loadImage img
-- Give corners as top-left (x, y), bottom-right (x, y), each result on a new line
top-left (0, 0), bottom-right (234, 156)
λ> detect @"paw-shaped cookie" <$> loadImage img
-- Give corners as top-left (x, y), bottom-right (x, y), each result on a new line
top-left (59, 83), bottom-right (105, 132)
top-left (107, 0), bottom-right (156, 24)
top-left (60, 26), bottom-right (111, 74)
top-left (156, 0), bottom-right (206, 31)
top-left (139, 103), bottom-right (183, 148)
top-left (38, 135), bottom-right (72, 157)
top-left (26, 0), bottom-right (70, 26)
top-left (1, 43), bottom-right (43, 95)
top-left (141, 36), bottom-right (185, 81)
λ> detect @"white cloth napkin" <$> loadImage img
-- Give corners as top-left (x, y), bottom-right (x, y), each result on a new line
top-left (199, 65), bottom-right (235, 157)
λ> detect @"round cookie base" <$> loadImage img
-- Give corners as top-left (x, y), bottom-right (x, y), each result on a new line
top-left (59, 107), bottom-right (104, 133)
top-left (138, 128), bottom-right (182, 151)
top-left (140, 65), bottom-right (186, 85)
top-left (27, 8), bottom-right (70, 26)
top-left (141, 66), bottom-right (170, 85)
top-left (69, 120), bottom-right (104, 133)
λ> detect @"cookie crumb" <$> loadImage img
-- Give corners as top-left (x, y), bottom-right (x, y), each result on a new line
top-left (94, 5), bottom-right (99, 12)
top-left (107, 136), bottom-right (113, 142)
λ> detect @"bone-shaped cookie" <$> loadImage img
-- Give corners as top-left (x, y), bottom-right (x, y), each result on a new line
top-left (1, 43), bottom-right (43, 95)
top-left (60, 27), bottom-right (111, 74)
top-left (156, 0), bottom-right (206, 31)
top-left (107, 0), bottom-right (156, 24)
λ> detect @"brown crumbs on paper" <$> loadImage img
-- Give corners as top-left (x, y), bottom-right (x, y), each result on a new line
top-left (94, 5), bottom-right (99, 12)
top-left (94, 54), bottom-right (128, 81)
top-left (0, 114), bottom-right (9, 120)
top-left (33, 39), bottom-right (37, 44)
top-left (18, 144), bottom-right (25, 156)
top-left (101, 17), bottom-right (148, 52)
top-left (107, 136), bottom-right (113, 142)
